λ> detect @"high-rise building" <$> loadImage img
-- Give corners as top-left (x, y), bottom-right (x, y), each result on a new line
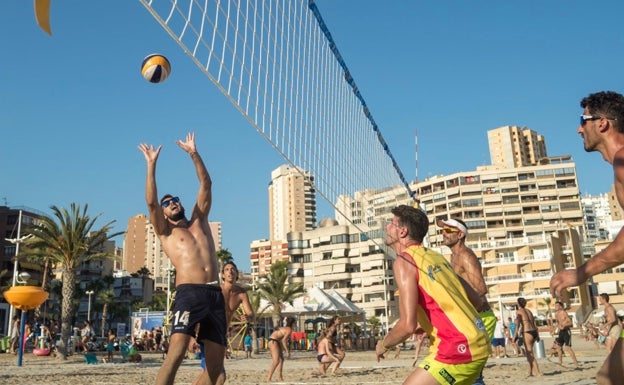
top-left (268, 165), bottom-right (316, 240)
top-left (488, 126), bottom-right (547, 169)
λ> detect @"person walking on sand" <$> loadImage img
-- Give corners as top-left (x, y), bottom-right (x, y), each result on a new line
top-left (316, 328), bottom-right (343, 375)
top-left (375, 205), bottom-right (490, 384)
top-left (550, 91), bottom-right (624, 385)
top-left (512, 297), bottom-right (541, 377)
top-left (139, 132), bottom-right (226, 385)
top-left (552, 301), bottom-right (579, 366)
top-left (267, 317), bottom-right (296, 382)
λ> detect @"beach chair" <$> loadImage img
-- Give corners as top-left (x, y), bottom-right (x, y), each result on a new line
top-left (85, 353), bottom-right (98, 364)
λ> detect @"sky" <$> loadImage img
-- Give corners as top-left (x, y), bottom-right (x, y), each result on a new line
top-left (2, 1), bottom-right (623, 273)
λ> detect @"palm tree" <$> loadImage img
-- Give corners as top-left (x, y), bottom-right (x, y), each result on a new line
top-left (216, 248), bottom-right (234, 270)
top-left (368, 316), bottom-right (382, 337)
top-left (257, 260), bottom-right (304, 327)
top-left (98, 289), bottom-right (116, 338)
top-left (21, 203), bottom-right (122, 359)
top-left (136, 266), bottom-right (151, 278)
top-left (540, 297), bottom-right (553, 328)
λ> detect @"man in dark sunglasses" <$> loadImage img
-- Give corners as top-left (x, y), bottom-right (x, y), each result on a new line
top-left (551, 90), bottom-right (624, 385)
top-left (139, 132), bottom-right (226, 385)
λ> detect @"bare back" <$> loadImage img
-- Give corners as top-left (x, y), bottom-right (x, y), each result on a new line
top-left (517, 308), bottom-right (537, 332)
top-left (317, 337), bottom-right (331, 356)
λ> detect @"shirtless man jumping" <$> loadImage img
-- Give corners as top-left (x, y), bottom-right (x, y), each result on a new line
top-left (139, 132), bottom-right (226, 385)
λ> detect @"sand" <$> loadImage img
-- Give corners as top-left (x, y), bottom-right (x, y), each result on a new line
top-left (0, 335), bottom-right (606, 384)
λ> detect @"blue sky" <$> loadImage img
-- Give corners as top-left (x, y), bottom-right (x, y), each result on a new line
top-left (2, 1), bottom-right (622, 273)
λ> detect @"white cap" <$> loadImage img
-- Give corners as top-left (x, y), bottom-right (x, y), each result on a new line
top-left (436, 218), bottom-right (468, 235)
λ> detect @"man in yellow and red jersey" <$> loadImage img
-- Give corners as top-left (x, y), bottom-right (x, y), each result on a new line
top-left (375, 205), bottom-right (490, 385)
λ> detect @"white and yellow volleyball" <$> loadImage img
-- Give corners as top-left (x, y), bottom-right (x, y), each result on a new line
top-left (141, 54), bottom-right (171, 83)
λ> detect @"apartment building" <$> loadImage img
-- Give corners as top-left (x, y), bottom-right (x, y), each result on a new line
top-left (416, 157), bottom-right (593, 322)
top-left (250, 165), bottom-right (318, 284)
top-left (250, 238), bottom-right (289, 280)
top-left (287, 218), bottom-right (397, 330)
top-left (336, 157), bottom-right (593, 322)
top-left (488, 126), bottom-right (547, 169)
top-left (269, 165), bottom-right (317, 240)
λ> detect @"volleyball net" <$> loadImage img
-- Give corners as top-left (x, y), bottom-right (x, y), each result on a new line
top-left (139, 0), bottom-right (416, 226)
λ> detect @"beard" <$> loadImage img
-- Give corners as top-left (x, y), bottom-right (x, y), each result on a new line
top-left (169, 208), bottom-right (186, 222)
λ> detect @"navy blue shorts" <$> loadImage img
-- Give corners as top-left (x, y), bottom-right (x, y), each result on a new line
top-left (492, 338), bottom-right (506, 347)
top-left (171, 284), bottom-right (227, 346)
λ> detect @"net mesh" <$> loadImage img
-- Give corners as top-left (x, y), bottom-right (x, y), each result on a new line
top-left (139, 0), bottom-right (416, 226)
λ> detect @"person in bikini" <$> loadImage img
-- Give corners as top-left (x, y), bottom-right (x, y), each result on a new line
top-left (512, 297), bottom-right (541, 377)
top-left (266, 317), bottom-right (296, 382)
top-left (316, 328), bottom-right (343, 375)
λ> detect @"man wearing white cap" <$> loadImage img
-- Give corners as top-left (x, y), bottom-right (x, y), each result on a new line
top-left (437, 218), bottom-right (496, 385)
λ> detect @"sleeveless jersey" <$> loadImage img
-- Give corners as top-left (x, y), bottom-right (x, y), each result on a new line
top-left (403, 244), bottom-right (491, 364)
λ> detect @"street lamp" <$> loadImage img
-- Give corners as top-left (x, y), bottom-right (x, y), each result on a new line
top-left (86, 290), bottom-right (94, 321)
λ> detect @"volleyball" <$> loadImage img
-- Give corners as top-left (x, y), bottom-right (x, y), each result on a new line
top-left (141, 54), bottom-right (171, 83)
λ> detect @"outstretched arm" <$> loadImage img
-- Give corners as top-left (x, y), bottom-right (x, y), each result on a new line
top-left (138, 143), bottom-right (168, 235)
top-left (176, 132), bottom-right (212, 219)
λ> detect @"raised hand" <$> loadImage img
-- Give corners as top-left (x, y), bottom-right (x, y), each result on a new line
top-left (176, 132), bottom-right (197, 154)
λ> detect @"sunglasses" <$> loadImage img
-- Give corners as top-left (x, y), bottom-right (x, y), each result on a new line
top-left (580, 114), bottom-right (618, 126)
top-left (161, 196), bottom-right (180, 208)
top-left (442, 227), bottom-right (460, 234)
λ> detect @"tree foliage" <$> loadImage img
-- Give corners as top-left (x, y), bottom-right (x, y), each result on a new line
top-left (256, 260), bottom-right (304, 325)
top-left (21, 203), bottom-right (122, 359)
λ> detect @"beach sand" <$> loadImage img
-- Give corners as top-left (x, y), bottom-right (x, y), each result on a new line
top-left (0, 335), bottom-right (606, 384)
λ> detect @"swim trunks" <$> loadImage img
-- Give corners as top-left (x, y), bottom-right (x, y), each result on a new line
top-left (170, 284), bottom-right (227, 346)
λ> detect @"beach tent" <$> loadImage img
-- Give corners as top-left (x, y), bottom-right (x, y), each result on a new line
top-left (327, 289), bottom-right (365, 314)
top-left (282, 286), bottom-right (357, 315)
